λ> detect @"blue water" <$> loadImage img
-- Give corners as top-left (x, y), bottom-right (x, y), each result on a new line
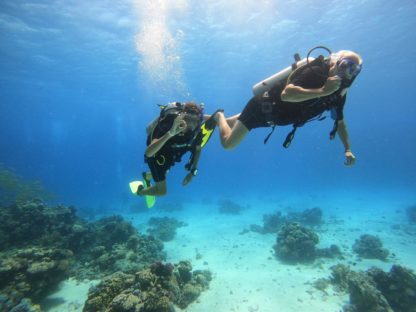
top-left (1, 0), bottom-right (415, 212)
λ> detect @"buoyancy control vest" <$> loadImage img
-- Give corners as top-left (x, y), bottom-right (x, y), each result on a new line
top-left (254, 48), bottom-right (343, 148)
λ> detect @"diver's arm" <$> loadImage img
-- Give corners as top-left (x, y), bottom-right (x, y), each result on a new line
top-left (189, 146), bottom-right (202, 171)
top-left (145, 115), bottom-right (186, 158)
top-left (337, 119), bottom-right (356, 166)
top-left (281, 77), bottom-right (342, 102)
top-left (145, 132), bottom-right (174, 158)
top-left (182, 146), bottom-right (201, 186)
top-left (337, 120), bottom-right (351, 151)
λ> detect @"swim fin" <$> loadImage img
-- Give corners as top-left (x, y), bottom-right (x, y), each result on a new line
top-left (129, 180), bottom-right (156, 209)
top-left (200, 109), bottom-right (223, 148)
top-left (129, 181), bottom-right (143, 194)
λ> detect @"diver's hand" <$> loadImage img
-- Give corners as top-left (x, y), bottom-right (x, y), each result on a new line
top-left (344, 150), bottom-right (356, 166)
top-left (322, 76), bottom-right (342, 95)
top-left (182, 172), bottom-right (193, 186)
top-left (169, 115), bottom-right (187, 136)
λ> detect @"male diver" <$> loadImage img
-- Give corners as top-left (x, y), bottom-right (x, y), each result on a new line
top-left (130, 102), bottom-right (220, 206)
top-left (214, 48), bottom-right (362, 166)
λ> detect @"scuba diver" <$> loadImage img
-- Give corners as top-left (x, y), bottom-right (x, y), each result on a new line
top-left (130, 102), bottom-right (220, 207)
top-left (214, 47), bottom-right (362, 167)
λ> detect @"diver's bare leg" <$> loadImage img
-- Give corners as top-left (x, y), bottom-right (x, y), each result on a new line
top-left (203, 113), bottom-right (240, 127)
top-left (215, 112), bottom-right (249, 150)
top-left (225, 114), bottom-right (240, 128)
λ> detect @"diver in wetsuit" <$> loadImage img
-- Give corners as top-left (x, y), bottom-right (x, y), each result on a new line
top-left (137, 102), bottom-right (204, 197)
top-left (214, 49), bottom-right (362, 167)
top-left (136, 102), bottom-right (224, 197)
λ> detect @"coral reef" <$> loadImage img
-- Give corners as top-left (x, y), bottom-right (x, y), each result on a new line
top-left (273, 222), bottom-right (341, 263)
top-left (345, 270), bottom-right (392, 312)
top-left (147, 217), bottom-right (187, 242)
top-left (0, 247), bottom-right (73, 311)
top-left (0, 200), bottom-right (166, 280)
top-left (288, 207), bottom-right (323, 226)
top-left (406, 205), bottom-right (416, 223)
top-left (0, 199), bottom-right (166, 307)
top-left (0, 199), bottom-right (85, 251)
top-left (329, 264), bottom-right (352, 290)
top-left (316, 244), bottom-right (343, 259)
top-left (368, 265), bottom-right (416, 312)
top-left (273, 222), bottom-right (319, 263)
top-left (352, 234), bottom-right (389, 260)
top-left (83, 261), bottom-right (212, 312)
top-left (250, 211), bottom-right (285, 234)
top-left (0, 296), bottom-right (41, 312)
top-left (82, 272), bottom-right (136, 312)
top-left (218, 199), bottom-right (245, 215)
top-left (71, 216), bottom-right (166, 280)
top-left (250, 207), bottom-right (324, 234)
top-left (327, 264), bottom-right (416, 312)
top-left (89, 215), bottom-right (136, 248)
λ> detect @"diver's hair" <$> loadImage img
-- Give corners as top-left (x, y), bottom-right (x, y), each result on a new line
top-left (182, 102), bottom-right (202, 130)
top-left (183, 102), bottom-right (202, 116)
top-left (331, 50), bottom-right (363, 65)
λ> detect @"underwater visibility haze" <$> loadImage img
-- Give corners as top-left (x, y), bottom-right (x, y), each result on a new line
top-left (1, 0), bottom-right (416, 311)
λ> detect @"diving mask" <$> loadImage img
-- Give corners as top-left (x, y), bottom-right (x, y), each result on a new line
top-left (336, 58), bottom-right (362, 79)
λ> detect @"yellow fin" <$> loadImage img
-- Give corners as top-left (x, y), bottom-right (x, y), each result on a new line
top-left (129, 181), bottom-right (143, 194)
top-left (129, 180), bottom-right (156, 208)
top-left (200, 123), bottom-right (214, 147)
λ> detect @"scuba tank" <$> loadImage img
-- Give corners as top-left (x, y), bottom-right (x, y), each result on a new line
top-left (252, 46), bottom-right (335, 97)
top-left (252, 56), bottom-right (313, 96)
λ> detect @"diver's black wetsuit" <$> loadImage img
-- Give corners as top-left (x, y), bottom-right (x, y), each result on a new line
top-left (145, 115), bottom-right (201, 182)
top-left (238, 59), bottom-right (346, 131)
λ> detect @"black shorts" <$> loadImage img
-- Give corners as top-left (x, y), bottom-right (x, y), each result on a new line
top-left (238, 97), bottom-right (269, 130)
top-left (145, 155), bottom-right (174, 182)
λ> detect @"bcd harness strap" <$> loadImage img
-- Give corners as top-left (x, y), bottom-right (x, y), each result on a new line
top-left (262, 89), bottom-right (342, 148)
top-left (263, 95), bottom-right (341, 148)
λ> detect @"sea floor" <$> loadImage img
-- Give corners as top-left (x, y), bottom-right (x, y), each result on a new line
top-left (44, 190), bottom-right (416, 312)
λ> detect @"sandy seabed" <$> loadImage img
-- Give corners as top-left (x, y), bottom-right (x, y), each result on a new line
top-left (45, 190), bottom-right (416, 312)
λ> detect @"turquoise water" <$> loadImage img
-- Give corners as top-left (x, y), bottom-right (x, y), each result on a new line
top-left (1, 0), bottom-right (415, 209)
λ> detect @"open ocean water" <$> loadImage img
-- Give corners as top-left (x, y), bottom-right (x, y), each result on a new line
top-left (1, 1), bottom-right (415, 312)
